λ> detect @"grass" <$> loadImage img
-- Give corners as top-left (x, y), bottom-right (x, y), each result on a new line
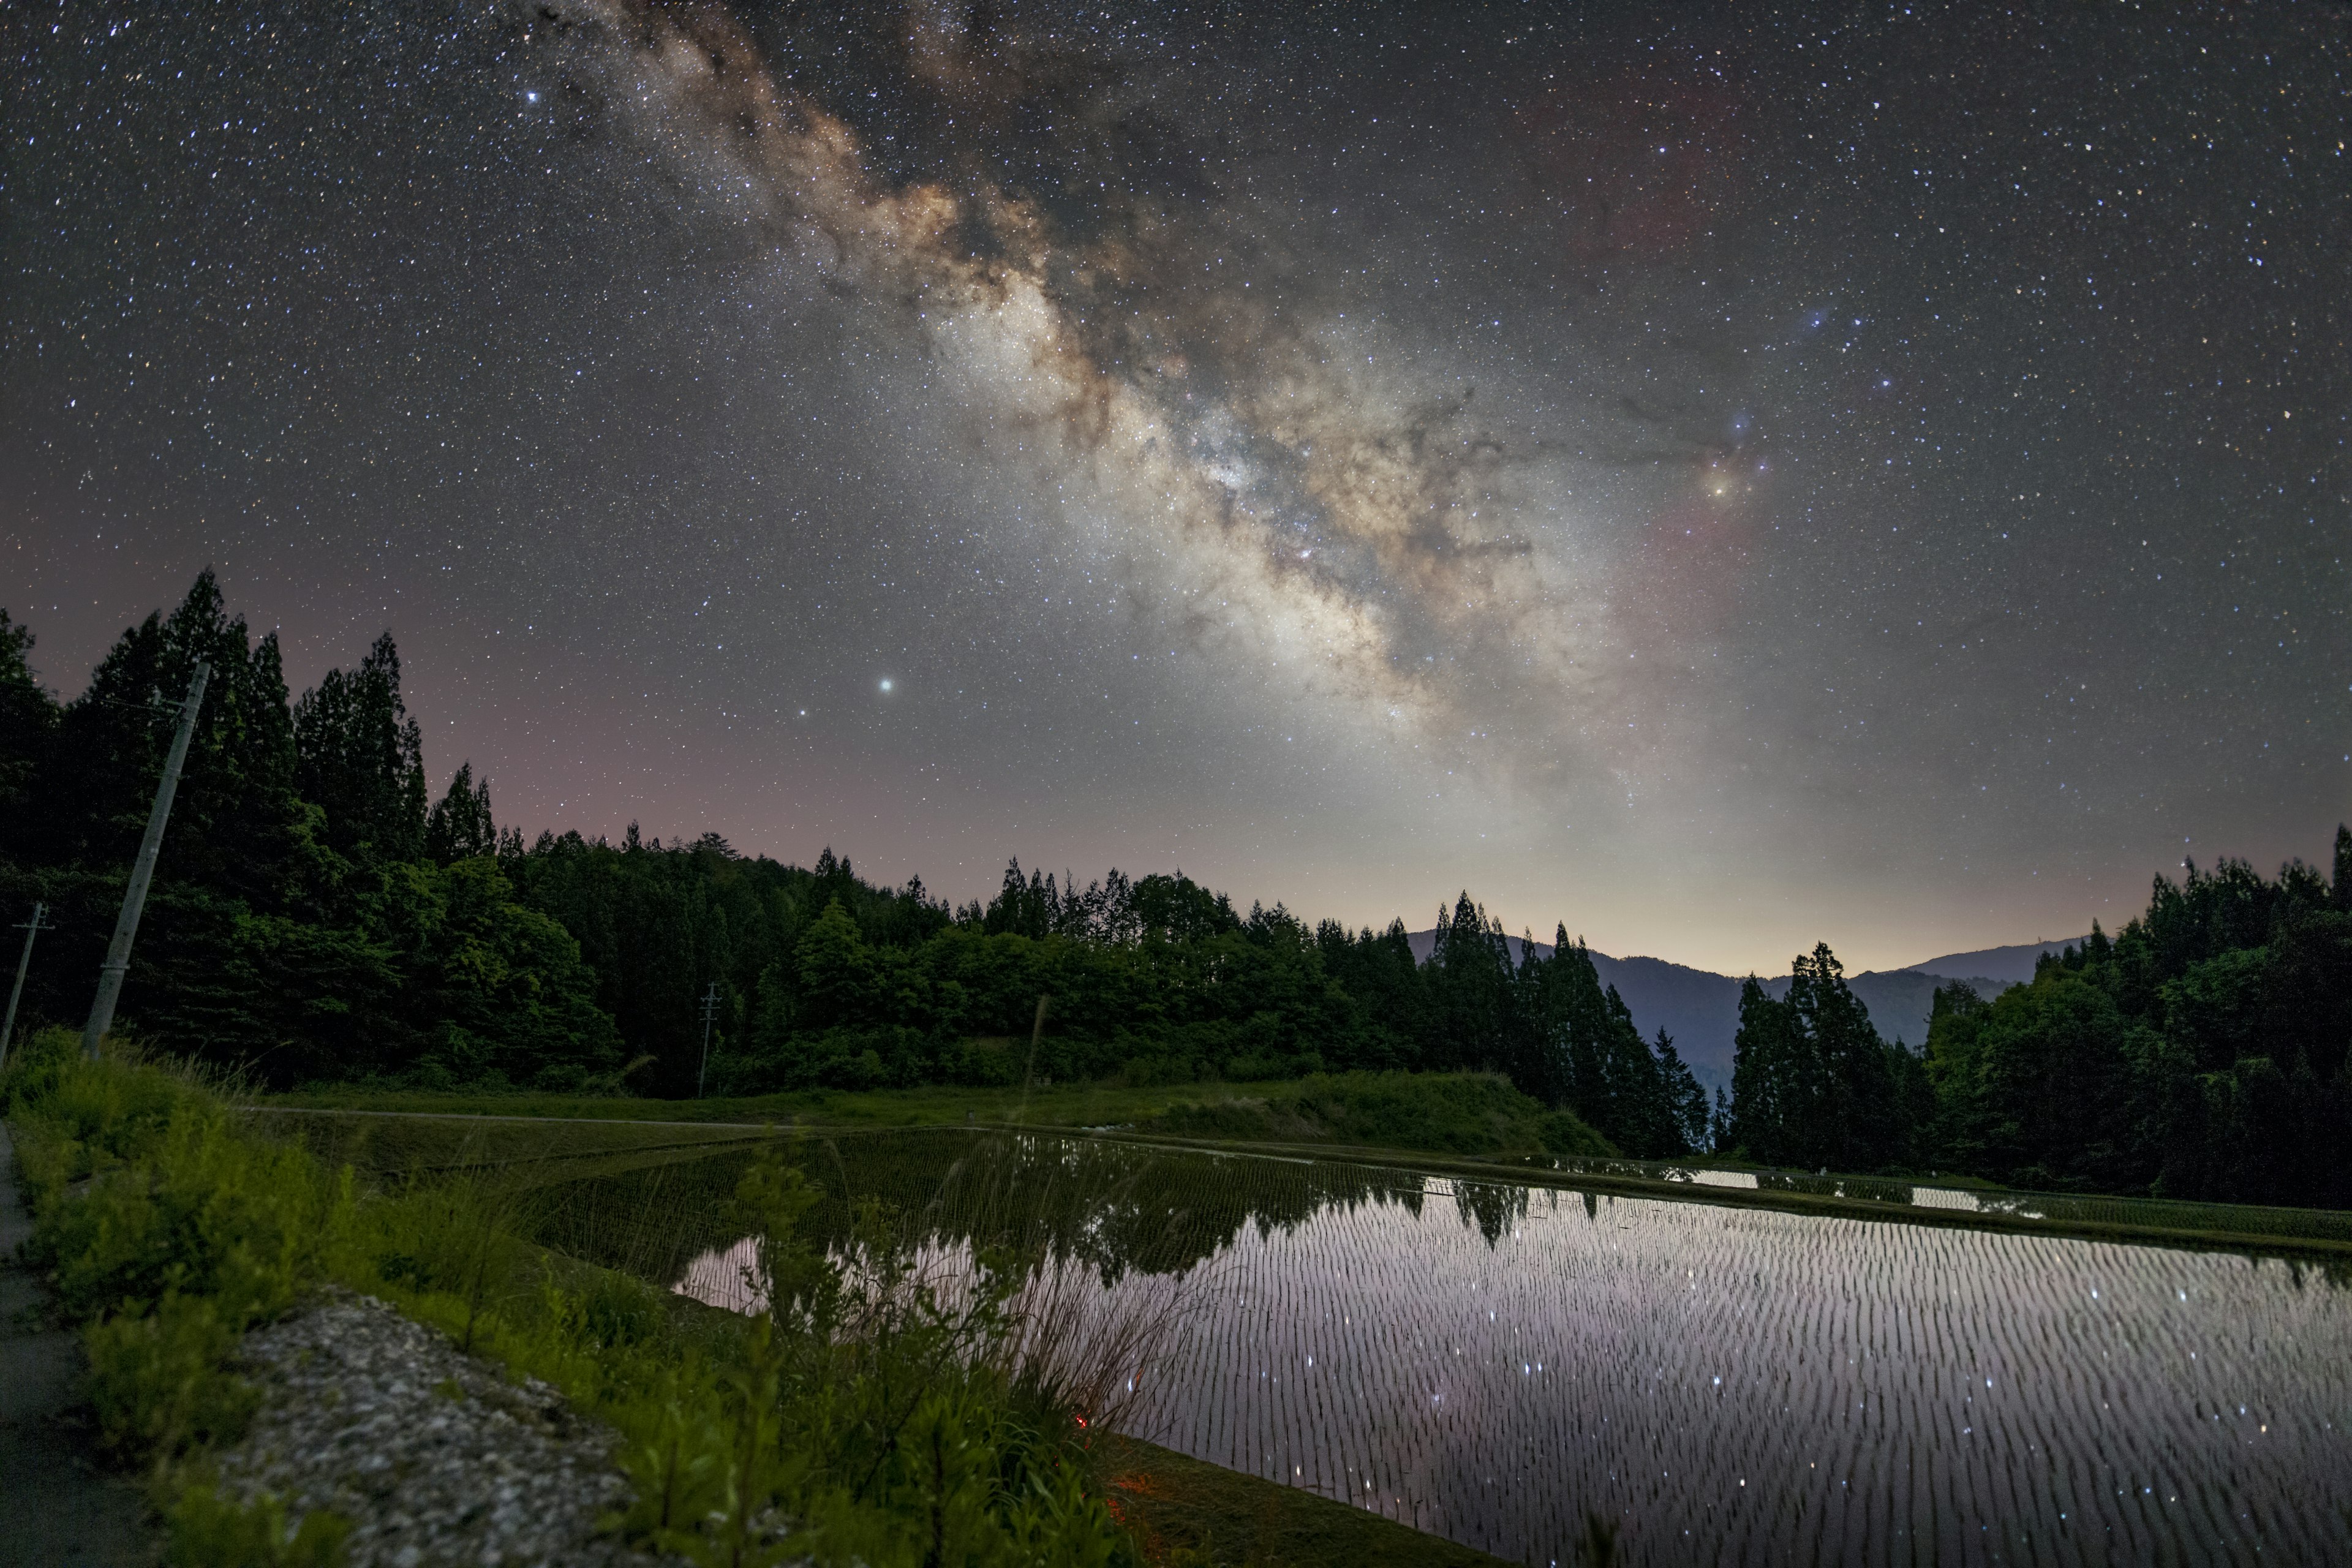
top-left (2, 1032), bottom-right (1136, 1565)
top-left (263, 1071), bottom-right (1615, 1161)
top-left (257, 1107), bottom-right (777, 1186)
top-left (1085, 1433), bottom-right (1514, 1567)
top-left (263, 1074), bottom-right (1354, 1128)
top-left (1140, 1072), bottom-right (1613, 1161)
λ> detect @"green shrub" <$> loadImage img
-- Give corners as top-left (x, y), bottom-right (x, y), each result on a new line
top-left (32, 1102), bottom-right (351, 1327)
top-left (1539, 1109), bottom-right (1615, 1159)
top-left (0, 1024), bottom-right (82, 1118)
top-left (4, 1035), bottom-right (208, 1176)
top-left (84, 1291), bottom-right (258, 1464)
top-left (167, 1483), bottom-right (350, 1567)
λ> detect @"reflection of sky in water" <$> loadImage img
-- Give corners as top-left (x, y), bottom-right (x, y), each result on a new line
top-left (661, 1140), bottom-right (2352, 1564)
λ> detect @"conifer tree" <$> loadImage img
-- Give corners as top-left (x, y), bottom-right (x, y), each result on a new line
top-left (1654, 1030), bottom-right (1711, 1154)
top-left (425, 762), bottom-right (498, 864)
top-left (294, 631), bottom-right (427, 863)
top-left (0, 610), bottom-right (60, 858)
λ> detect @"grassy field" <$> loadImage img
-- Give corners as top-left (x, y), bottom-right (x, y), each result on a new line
top-left (252, 1104), bottom-right (776, 1185)
top-left (262, 1069), bottom-right (2352, 1260)
top-left (266, 1075), bottom-right (1324, 1128)
top-left (263, 1071), bottom-right (1614, 1161)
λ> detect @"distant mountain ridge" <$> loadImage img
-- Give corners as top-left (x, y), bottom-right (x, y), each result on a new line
top-left (1402, 929), bottom-right (2089, 1096)
top-left (1903, 937), bottom-right (2095, 987)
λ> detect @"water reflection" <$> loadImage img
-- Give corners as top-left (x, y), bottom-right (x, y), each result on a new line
top-left (549, 1132), bottom-right (2352, 1565)
top-left (537, 1128), bottom-right (1484, 1289)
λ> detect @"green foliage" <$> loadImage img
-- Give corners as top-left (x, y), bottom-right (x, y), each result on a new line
top-left (293, 631), bottom-right (426, 866)
top-left (1148, 1071), bottom-right (1616, 1161)
top-left (1920, 850), bottom-right (2352, 1204)
top-left (14, 1050), bottom-right (1140, 1566)
top-left (6, 580), bottom-right (2350, 1204)
top-left (0, 580), bottom-right (617, 1087)
top-left (424, 760), bottom-right (497, 865)
top-left (1517, 921), bottom-right (1706, 1157)
top-left (84, 1291), bottom-right (258, 1464)
top-left (28, 1091), bottom-right (351, 1326)
top-left (1727, 943), bottom-right (1917, 1172)
top-left (9, 1049), bottom-right (355, 1477)
top-left (0, 606), bottom-right (62, 859)
top-left (520, 1150), bottom-right (1138, 1567)
top-left (166, 1485), bottom-right (352, 1568)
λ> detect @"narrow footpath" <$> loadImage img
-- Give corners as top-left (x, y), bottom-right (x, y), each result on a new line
top-left (0, 1122), bottom-right (151, 1567)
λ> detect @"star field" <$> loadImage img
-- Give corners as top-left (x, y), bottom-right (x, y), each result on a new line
top-left (4, 1), bottom-right (2345, 972)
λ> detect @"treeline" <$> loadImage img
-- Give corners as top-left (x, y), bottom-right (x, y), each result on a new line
top-left (1922, 847), bottom-right (2352, 1207)
top-left (0, 578), bottom-right (620, 1091)
top-left (1719, 839), bottom-right (2352, 1207)
top-left (4, 576), bottom-right (2347, 1202)
top-left (0, 575), bottom-right (1706, 1158)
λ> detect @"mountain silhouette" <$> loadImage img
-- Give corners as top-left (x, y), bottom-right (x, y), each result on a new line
top-left (1403, 930), bottom-right (2061, 1095)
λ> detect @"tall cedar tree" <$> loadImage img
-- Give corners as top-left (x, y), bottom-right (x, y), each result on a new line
top-left (426, 762), bottom-right (498, 864)
top-left (294, 631), bottom-right (427, 865)
top-left (1728, 943), bottom-right (1912, 1172)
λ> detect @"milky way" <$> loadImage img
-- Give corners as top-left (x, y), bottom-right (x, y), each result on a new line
top-left (6, 2), bottom-right (2345, 970)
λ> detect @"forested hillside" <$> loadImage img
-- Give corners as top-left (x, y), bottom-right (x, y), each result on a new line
top-left (0, 576), bottom-right (1708, 1158)
top-left (2, 575), bottom-right (2346, 1203)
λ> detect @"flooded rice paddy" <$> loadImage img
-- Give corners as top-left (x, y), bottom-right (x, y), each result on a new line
top-left (545, 1131), bottom-right (2352, 1565)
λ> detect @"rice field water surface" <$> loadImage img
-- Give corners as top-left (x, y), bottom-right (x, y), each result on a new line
top-left (527, 1129), bottom-right (2351, 1566)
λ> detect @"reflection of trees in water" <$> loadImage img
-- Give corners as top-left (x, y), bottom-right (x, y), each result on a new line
top-left (538, 1132), bottom-right (2352, 1306)
top-left (534, 1130), bottom-right (1557, 1292)
top-left (1452, 1178), bottom-right (1529, 1246)
top-left (808, 1134), bottom-right (1566, 1284)
top-left (826, 1133), bottom-right (1434, 1286)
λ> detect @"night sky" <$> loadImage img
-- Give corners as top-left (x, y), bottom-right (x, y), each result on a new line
top-left (6, 1), bottom-right (2346, 974)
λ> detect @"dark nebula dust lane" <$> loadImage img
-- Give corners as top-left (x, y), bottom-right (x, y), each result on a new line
top-left (5, 1), bottom-right (2345, 971)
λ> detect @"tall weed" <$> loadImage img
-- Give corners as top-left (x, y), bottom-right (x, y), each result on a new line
top-left (598, 1152), bottom-right (1136, 1566)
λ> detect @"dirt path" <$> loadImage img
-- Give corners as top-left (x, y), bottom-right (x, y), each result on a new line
top-left (0, 1123), bottom-right (152, 1567)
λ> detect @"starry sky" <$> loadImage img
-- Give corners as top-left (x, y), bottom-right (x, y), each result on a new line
top-left (6, 1), bottom-right (2346, 974)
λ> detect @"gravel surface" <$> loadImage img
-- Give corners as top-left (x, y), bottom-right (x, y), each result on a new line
top-left (213, 1289), bottom-right (684, 1568)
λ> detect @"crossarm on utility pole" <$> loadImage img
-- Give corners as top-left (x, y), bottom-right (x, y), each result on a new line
top-left (82, 661), bottom-right (210, 1059)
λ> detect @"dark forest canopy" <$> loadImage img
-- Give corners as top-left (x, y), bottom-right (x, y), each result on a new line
top-left (2, 577), bottom-right (2348, 1204)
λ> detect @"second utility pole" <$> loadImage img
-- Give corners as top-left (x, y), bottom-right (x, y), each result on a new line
top-left (695, 982), bottom-right (719, 1098)
top-left (1, 900), bottom-right (50, 1072)
top-left (82, 660), bottom-right (209, 1059)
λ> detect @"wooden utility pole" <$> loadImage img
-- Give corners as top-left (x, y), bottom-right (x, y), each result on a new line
top-left (82, 661), bottom-right (209, 1058)
top-left (1, 900), bottom-right (50, 1072)
top-left (695, 982), bottom-right (720, 1098)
